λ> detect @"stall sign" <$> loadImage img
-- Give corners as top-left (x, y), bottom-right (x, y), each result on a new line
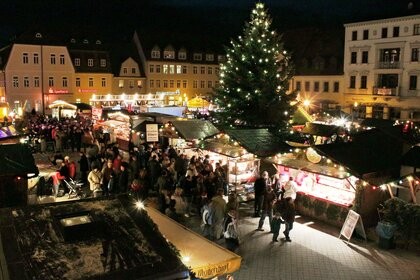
top-left (146, 124), bottom-right (159, 142)
top-left (339, 210), bottom-right (366, 243)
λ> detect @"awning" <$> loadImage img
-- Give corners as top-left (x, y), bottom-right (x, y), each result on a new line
top-left (146, 207), bottom-right (241, 279)
top-left (169, 119), bottom-right (219, 140)
top-left (224, 128), bottom-right (291, 157)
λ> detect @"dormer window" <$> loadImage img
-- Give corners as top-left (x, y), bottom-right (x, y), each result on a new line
top-left (178, 49), bottom-right (187, 60)
top-left (96, 40), bottom-right (102, 45)
top-left (163, 46), bottom-right (175, 59)
top-left (193, 53), bottom-right (202, 61)
top-left (70, 38), bottom-right (76, 43)
top-left (83, 39), bottom-right (89, 44)
top-left (151, 47), bottom-right (161, 59)
top-left (35, 33), bottom-right (42, 39)
top-left (217, 55), bottom-right (225, 62)
top-left (206, 54), bottom-right (214, 61)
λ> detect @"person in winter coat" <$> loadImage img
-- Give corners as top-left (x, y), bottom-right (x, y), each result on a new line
top-left (257, 185), bottom-right (277, 232)
top-left (118, 162), bottom-right (130, 193)
top-left (271, 211), bottom-right (283, 242)
top-left (253, 171), bottom-right (270, 217)
top-left (210, 188), bottom-right (227, 240)
top-left (78, 152), bottom-right (89, 185)
top-left (88, 166), bottom-right (103, 197)
top-left (277, 197), bottom-right (296, 242)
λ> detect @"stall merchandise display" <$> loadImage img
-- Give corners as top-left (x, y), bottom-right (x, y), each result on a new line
top-left (228, 158), bottom-right (259, 202)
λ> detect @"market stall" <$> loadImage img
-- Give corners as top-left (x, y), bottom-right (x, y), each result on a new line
top-left (146, 206), bottom-right (241, 279)
top-left (267, 128), bottom-right (402, 227)
top-left (48, 100), bottom-right (78, 120)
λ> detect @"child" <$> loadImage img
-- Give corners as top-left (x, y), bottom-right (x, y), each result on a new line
top-left (271, 211), bottom-right (282, 242)
top-left (282, 197), bottom-right (295, 242)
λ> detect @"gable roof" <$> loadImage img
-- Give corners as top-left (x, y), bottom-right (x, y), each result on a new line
top-left (224, 128), bottom-right (291, 157)
top-left (169, 119), bottom-right (219, 140)
top-left (314, 129), bottom-right (402, 180)
top-left (0, 144), bottom-right (39, 177)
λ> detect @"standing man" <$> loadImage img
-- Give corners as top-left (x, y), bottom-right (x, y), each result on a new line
top-left (210, 188), bottom-right (227, 240)
top-left (253, 171), bottom-right (270, 217)
top-left (257, 185), bottom-right (277, 232)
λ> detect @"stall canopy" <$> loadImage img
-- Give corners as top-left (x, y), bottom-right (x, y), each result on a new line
top-left (301, 122), bottom-right (343, 137)
top-left (224, 128), bottom-right (291, 157)
top-left (168, 119), bottom-right (219, 140)
top-left (146, 207), bottom-right (241, 279)
top-left (48, 100), bottom-right (77, 110)
top-left (199, 138), bottom-right (249, 158)
top-left (0, 144), bottom-right (38, 177)
top-left (314, 128), bottom-right (402, 184)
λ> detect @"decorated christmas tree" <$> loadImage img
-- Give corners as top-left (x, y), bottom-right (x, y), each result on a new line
top-left (214, 2), bottom-right (297, 134)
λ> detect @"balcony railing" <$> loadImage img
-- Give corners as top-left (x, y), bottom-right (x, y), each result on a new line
top-left (377, 61), bottom-right (401, 69)
top-left (373, 87), bottom-right (400, 96)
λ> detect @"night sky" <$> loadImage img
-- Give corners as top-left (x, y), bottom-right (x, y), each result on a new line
top-left (0, 0), bottom-right (418, 46)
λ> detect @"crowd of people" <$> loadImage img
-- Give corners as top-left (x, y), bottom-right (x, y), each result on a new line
top-left (28, 113), bottom-right (296, 254)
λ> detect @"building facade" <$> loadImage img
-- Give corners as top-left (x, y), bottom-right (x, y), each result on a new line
top-left (343, 14), bottom-right (420, 120)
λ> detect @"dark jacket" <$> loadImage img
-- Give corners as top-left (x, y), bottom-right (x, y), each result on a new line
top-left (118, 169), bottom-right (130, 193)
top-left (262, 189), bottom-right (277, 211)
top-left (254, 177), bottom-right (267, 197)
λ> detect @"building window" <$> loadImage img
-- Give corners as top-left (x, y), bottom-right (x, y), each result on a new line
top-left (193, 80), bottom-right (198, 88)
top-left (323, 82), bottom-right (329, 92)
top-left (362, 51), bottom-right (369, 64)
top-left (352, 31), bottom-right (357, 41)
top-left (178, 52), bottom-right (186, 60)
top-left (296, 81), bottom-right (301, 91)
top-left (200, 67), bottom-right (205, 74)
top-left (34, 77), bottom-right (40, 87)
top-left (169, 80), bottom-right (174, 88)
top-left (164, 50), bottom-right (175, 59)
top-left (88, 78), bottom-right (93, 87)
top-left (314, 82), bottom-right (320, 92)
top-left (23, 53), bottom-right (29, 64)
top-left (169, 65), bottom-right (175, 74)
top-left (62, 77), bottom-right (68, 87)
top-left (75, 58), bottom-right (80, 66)
top-left (149, 80), bottom-right (154, 88)
top-left (176, 80), bottom-right (181, 88)
top-left (149, 65), bottom-right (154, 73)
top-left (333, 81), bottom-right (339, 92)
top-left (360, 75), bottom-right (367, 89)
top-left (411, 48), bottom-right (419, 62)
top-left (193, 53), bottom-right (202, 61)
top-left (163, 65), bottom-right (168, 74)
top-left (156, 65), bottom-right (161, 73)
top-left (363, 29), bottom-right (369, 40)
top-left (215, 81), bottom-right (219, 88)
top-left (176, 65), bottom-right (182, 74)
top-left (129, 80), bottom-right (134, 88)
top-left (12, 76), bottom-right (18, 88)
top-left (156, 80), bottom-right (161, 88)
top-left (151, 50), bottom-right (160, 59)
top-left (351, 52), bottom-right (357, 64)
top-left (123, 68), bottom-right (127, 74)
top-left (208, 81), bottom-right (213, 88)
top-left (60, 55), bottom-right (65, 65)
top-left (100, 59), bottom-right (106, 67)
top-left (208, 67), bottom-right (213, 75)
top-left (50, 54), bottom-right (56, 64)
top-left (137, 80), bottom-right (142, 88)
top-left (193, 66), bottom-right (198, 74)
top-left (118, 80), bottom-right (124, 88)
top-left (23, 77), bottom-right (29, 87)
top-left (33, 53), bottom-right (39, 64)
top-left (101, 78), bottom-right (106, 87)
top-left (381, 27), bottom-right (388, 38)
top-left (132, 68), bottom-right (136, 74)
top-left (183, 80), bottom-right (187, 88)
top-left (393, 26), bottom-right (400, 37)
top-left (88, 59), bottom-right (94, 67)
top-left (163, 80), bottom-right (168, 88)
top-left (206, 54), bottom-right (214, 61)
top-left (215, 67), bottom-right (220, 75)
top-left (409, 75), bottom-right (417, 90)
top-left (200, 80), bottom-right (205, 88)
top-left (349, 76), bottom-right (356, 89)
top-left (48, 77), bottom-right (54, 87)
top-left (218, 55), bottom-right (225, 62)
top-left (414, 24), bottom-right (420, 35)
top-left (304, 81), bottom-right (310, 91)
top-left (182, 65), bottom-right (187, 74)
top-left (76, 77), bottom-right (80, 87)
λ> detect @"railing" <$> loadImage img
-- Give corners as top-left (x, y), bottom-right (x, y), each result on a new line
top-left (373, 87), bottom-right (399, 96)
top-left (377, 61), bottom-right (401, 69)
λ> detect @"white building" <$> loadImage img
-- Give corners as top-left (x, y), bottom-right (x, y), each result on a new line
top-left (0, 32), bottom-right (75, 113)
top-left (343, 14), bottom-right (420, 120)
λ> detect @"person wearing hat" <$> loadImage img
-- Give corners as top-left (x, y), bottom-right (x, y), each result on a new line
top-left (223, 209), bottom-right (239, 252)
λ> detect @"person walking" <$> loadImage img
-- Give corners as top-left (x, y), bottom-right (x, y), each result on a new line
top-left (257, 185), bottom-right (277, 232)
top-left (277, 197), bottom-right (296, 242)
top-left (271, 211), bottom-right (283, 242)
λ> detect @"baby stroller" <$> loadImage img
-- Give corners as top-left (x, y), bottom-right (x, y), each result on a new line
top-left (64, 178), bottom-right (86, 199)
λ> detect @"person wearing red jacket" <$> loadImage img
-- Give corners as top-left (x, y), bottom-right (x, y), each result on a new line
top-left (51, 170), bottom-right (65, 197)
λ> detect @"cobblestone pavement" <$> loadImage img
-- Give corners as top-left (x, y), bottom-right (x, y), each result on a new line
top-left (185, 203), bottom-right (420, 280)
